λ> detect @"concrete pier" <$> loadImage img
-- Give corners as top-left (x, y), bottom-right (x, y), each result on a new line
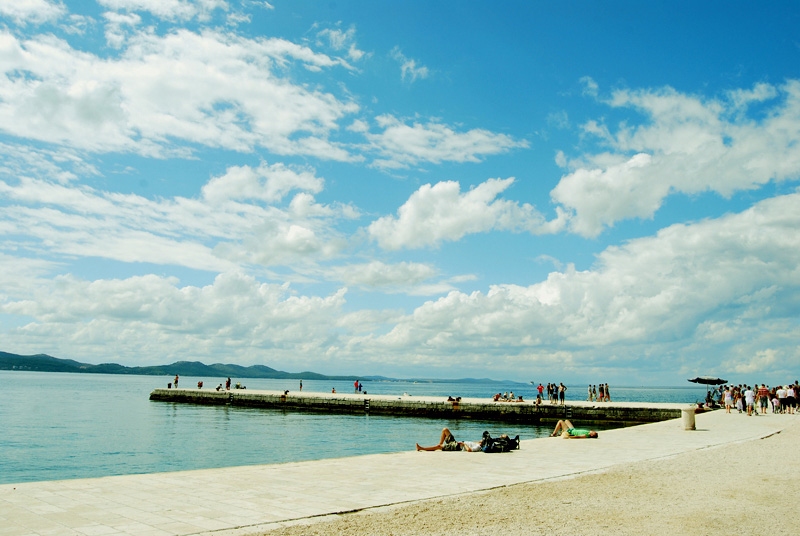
top-left (149, 388), bottom-right (685, 425)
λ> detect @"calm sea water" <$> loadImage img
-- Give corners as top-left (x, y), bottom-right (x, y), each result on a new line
top-left (0, 371), bottom-right (708, 485)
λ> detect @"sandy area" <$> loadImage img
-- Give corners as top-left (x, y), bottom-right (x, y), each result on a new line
top-left (257, 419), bottom-right (799, 536)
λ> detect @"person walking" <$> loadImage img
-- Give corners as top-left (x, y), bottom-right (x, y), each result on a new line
top-left (757, 384), bottom-right (769, 414)
top-left (723, 386), bottom-right (732, 413)
top-left (785, 385), bottom-right (796, 414)
top-left (744, 385), bottom-right (755, 416)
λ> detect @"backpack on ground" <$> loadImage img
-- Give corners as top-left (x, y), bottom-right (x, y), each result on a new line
top-left (481, 431), bottom-right (520, 453)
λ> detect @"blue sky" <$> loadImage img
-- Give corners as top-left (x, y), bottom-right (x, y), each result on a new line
top-left (1, 0), bottom-right (799, 385)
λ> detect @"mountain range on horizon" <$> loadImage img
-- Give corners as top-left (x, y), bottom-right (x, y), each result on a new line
top-left (0, 351), bottom-right (359, 381)
top-left (0, 351), bottom-right (510, 385)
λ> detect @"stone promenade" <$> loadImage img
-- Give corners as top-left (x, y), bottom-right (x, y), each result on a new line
top-left (0, 409), bottom-right (789, 536)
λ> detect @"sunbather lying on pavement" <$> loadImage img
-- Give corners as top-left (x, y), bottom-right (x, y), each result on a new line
top-left (550, 419), bottom-right (598, 438)
top-left (416, 427), bottom-right (484, 451)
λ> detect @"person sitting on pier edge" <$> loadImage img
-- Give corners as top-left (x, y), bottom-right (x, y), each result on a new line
top-left (416, 427), bottom-right (484, 452)
top-left (549, 419), bottom-right (598, 439)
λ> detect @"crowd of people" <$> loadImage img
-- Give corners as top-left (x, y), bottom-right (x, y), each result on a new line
top-left (529, 382), bottom-right (611, 405)
top-left (717, 382), bottom-right (797, 416)
top-left (492, 391), bottom-right (523, 402)
top-left (531, 382), bottom-right (568, 404)
top-left (586, 383), bottom-right (612, 402)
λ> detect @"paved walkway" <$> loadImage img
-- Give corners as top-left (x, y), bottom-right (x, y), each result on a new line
top-left (0, 409), bottom-right (791, 536)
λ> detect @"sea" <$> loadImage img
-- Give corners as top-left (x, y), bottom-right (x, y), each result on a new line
top-left (0, 371), bottom-right (709, 485)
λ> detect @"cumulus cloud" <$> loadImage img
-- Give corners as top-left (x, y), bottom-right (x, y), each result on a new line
top-left (201, 162), bottom-right (324, 204)
top-left (0, 29), bottom-right (358, 159)
top-left (355, 192), bottom-right (800, 377)
top-left (369, 115), bottom-right (529, 169)
top-left (368, 177), bottom-right (563, 250)
top-left (552, 80), bottom-right (800, 236)
top-left (0, 164), bottom-right (350, 272)
top-left (102, 11), bottom-right (142, 48)
top-left (0, 271), bottom-right (348, 365)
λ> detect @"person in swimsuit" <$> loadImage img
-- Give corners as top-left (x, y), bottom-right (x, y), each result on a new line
top-left (549, 419), bottom-right (598, 439)
top-left (416, 428), bottom-right (484, 451)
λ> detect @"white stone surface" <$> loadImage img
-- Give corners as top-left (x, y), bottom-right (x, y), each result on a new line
top-left (1, 409), bottom-right (787, 536)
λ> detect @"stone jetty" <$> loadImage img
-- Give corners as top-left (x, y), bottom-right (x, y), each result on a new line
top-left (149, 388), bottom-right (686, 425)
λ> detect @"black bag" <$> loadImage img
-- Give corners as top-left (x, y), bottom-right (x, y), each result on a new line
top-left (481, 432), bottom-right (520, 453)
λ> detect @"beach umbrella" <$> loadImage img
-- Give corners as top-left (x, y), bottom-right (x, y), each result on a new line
top-left (688, 376), bottom-right (728, 398)
top-left (688, 376), bottom-right (727, 386)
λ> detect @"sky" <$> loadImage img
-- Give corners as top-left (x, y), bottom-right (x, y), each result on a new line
top-left (1, 0), bottom-right (799, 386)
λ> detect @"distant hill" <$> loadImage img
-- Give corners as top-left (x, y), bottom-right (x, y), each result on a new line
top-left (0, 351), bottom-right (527, 386)
top-left (0, 351), bottom-right (354, 380)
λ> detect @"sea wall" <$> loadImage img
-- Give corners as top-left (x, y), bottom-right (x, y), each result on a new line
top-left (149, 388), bottom-right (683, 425)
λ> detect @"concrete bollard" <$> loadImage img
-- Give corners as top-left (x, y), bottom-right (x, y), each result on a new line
top-left (681, 407), bottom-right (696, 430)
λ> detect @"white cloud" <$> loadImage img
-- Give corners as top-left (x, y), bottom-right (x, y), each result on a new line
top-left (216, 219), bottom-right (347, 267)
top-left (317, 25), bottom-right (367, 63)
top-left (97, 0), bottom-right (228, 22)
top-left (0, 141), bottom-right (98, 183)
top-left (369, 177), bottom-right (562, 250)
top-left (369, 115), bottom-right (529, 169)
top-left (330, 260), bottom-right (436, 289)
top-left (356, 192), bottom-right (800, 376)
top-left (552, 81), bottom-right (800, 236)
top-left (0, 166), bottom-right (350, 271)
top-left (201, 162), bottom-right (324, 204)
top-left (0, 29), bottom-right (359, 159)
top-left (0, 0), bottom-right (66, 25)
top-left (0, 253), bottom-right (61, 300)
top-left (0, 271), bottom-right (349, 366)
top-left (102, 11), bottom-right (142, 48)
top-left (391, 47), bottom-right (429, 83)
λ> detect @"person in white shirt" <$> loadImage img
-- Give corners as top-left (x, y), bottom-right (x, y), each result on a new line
top-left (785, 385), bottom-right (796, 415)
top-left (776, 386), bottom-right (787, 413)
top-left (744, 386), bottom-right (755, 416)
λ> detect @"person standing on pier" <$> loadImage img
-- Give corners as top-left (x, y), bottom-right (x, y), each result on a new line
top-left (604, 383), bottom-right (611, 402)
top-left (300, 379), bottom-right (303, 391)
top-left (174, 375), bottom-right (179, 389)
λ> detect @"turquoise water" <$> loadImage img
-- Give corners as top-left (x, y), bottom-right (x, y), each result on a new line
top-left (0, 371), bottom-right (708, 485)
